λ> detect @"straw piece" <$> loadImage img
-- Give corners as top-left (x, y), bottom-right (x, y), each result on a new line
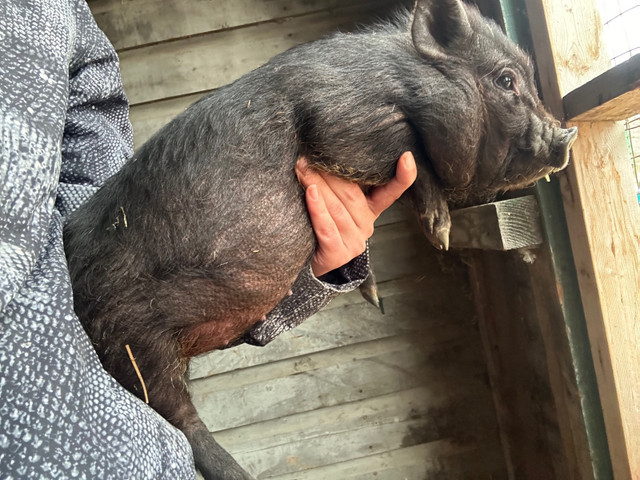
top-left (125, 344), bottom-right (149, 404)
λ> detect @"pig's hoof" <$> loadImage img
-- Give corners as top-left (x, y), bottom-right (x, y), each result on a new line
top-left (359, 282), bottom-right (381, 310)
top-left (421, 208), bottom-right (451, 251)
top-left (359, 267), bottom-right (382, 311)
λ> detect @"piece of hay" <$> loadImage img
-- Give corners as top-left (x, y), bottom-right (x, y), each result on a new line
top-left (120, 206), bottom-right (128, 228)
top-left (125, 344), bottom-right (149, 404)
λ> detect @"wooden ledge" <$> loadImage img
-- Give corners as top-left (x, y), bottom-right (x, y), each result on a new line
top-left (563, 54), bottom-right (640, 121)
top-left (449, 195), bottom-right (543, 251)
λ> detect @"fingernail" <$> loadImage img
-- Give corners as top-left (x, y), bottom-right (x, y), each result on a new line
top-left (307, 184), bottom-right (318, 201)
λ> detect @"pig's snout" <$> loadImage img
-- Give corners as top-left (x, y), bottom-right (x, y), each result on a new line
top-left (553, 126), bottom-right (578, 169)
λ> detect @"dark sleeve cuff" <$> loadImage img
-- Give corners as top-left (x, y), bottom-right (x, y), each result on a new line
top-left (241, 246), bottom-right (370, 346)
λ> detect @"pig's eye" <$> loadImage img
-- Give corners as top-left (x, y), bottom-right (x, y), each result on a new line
top-left (497, 74), bottom-right (516, 91)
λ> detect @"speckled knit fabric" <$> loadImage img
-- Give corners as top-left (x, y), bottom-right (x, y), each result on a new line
top-left (0, 1), bottom-right (367, 478)
top-left (0, 1), bottom-right (196, 478)
top-left (243, 251), bottom-right (369, 346)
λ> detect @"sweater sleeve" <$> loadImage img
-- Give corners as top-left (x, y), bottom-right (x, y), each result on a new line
top-left (0, 2), bottom-right (195, 479)
top-left (0, 0), bottom-right (71, 311)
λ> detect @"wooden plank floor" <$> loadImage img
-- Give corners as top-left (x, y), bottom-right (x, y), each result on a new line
top-left (190, 205), bottom-right (508, 479)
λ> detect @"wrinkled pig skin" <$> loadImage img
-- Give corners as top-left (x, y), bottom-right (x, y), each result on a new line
top-left (63, 0), bottom-right (577, 478)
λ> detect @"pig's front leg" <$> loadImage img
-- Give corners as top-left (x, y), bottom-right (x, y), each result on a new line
top-left (406, 161), bottom-right (451, 251)
top-left (182, 410), bottom-right (255, 480)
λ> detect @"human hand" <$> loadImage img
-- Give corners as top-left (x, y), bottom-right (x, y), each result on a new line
top-left (296, 152), bottom-right (417, 277)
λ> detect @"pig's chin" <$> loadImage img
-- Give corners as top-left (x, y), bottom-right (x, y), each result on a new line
top-left (500, 162), bottom-right (566, 193)
top-left (531, 145), bottom-right (573, 183)
top-left (505, 125), bottom-right (577, 188)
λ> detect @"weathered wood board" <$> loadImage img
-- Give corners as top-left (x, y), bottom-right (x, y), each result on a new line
top-left (90, 0), bottom-right (394, 51)
top-left (117, 5), bottom-right (391, 106)
top-left (563, 54), bottom-right (640, 122)
top-left (449, 195), bottom-right (543, 251)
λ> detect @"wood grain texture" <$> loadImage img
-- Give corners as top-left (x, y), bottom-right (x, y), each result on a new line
top-left (88, 0), bottom-right (395, 51)
top-left (526, 247), bottom-right (598, 480)
top-left (560, 121), bottom-right (640, 480)
top-left (116, 1), bottom-right (398, 106)
top-left (214, 384), bottom-right (487, 453)
top-left (563, 54), bottom-right (640, 121)
top-left (449, 195), bottom-right (543, 250)
top-left (468, 249), bottom-right (577, 480)
top-left (537, 0), bottom-right (640, 478)
top-left (269, 440), bottom-right (506, 480)
top-left (192, 335), bottom-right (486, 431)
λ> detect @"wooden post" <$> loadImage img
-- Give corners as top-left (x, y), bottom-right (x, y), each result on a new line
top-left (563, 54), bottom-right (640, 122)
top-left (527, 1), bottom-right (640, 478)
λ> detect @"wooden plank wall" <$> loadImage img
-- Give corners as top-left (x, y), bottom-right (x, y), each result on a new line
top-left (88, 0), bottom-right (509, 477)
top-left (468, 247), bottom-right (596, 480)
top-left (189, 206), bottom-right (507, 478)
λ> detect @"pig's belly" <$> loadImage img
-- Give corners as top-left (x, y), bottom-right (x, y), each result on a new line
top-left (175, 213), bottom-right (315, 356)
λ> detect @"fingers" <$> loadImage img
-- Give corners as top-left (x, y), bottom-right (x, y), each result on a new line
top-left (304, 184), bottom-right (361, 276)
top-left (296, 159), bottom-right (374, 236)
top-left (304, 184), bottom-right (341, 249)
top-left (368, 151), bottom-right (417, 217)
top-left (296, 152), bottom-right (417, 277)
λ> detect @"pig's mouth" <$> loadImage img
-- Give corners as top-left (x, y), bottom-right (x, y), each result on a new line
top-left (502, 125), bottom-right (578, 190)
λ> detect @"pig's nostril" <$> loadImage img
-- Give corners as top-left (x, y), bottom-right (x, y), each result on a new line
top-left (554, 126), bottom-right (578, 169)
top-left (563, 126), bottom-right (578, 148)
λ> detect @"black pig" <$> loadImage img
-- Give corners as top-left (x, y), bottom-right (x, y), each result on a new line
top-left (64, 0), bottom-right (577, 478)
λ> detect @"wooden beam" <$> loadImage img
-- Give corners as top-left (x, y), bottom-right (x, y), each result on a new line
top-left (563, 54), bottom-right (640, 121)
top-left (449, 196), bottom-right (543, 251)
top-left (528, 1), bottom-right (640, 478)
top-left (114, 0), bottom-right (398, 106)
top-left (88, 0), bottom-right (393, 51)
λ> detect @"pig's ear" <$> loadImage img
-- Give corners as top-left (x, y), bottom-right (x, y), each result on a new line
top-left (411, 0), bottom-right (472, 59)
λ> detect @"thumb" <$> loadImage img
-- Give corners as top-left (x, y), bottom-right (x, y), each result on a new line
top-left (368, 152), bottom-right (417, 217)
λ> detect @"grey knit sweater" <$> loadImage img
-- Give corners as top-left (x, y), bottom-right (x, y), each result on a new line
top-left (0, 1), bottom-right (367, 478)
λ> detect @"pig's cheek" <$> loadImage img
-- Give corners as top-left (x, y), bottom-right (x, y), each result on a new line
top-left (477, 142), bottom-right (511, 189)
